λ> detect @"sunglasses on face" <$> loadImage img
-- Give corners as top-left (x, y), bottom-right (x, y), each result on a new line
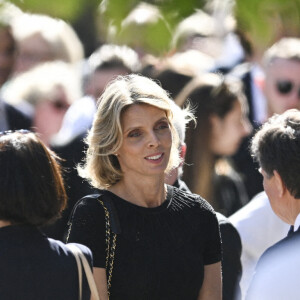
top-left (276, 80), bottom-right (300, 98)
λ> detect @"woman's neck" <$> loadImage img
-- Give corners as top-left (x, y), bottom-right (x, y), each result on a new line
top-left (109, 176), bottom-right (167, 208)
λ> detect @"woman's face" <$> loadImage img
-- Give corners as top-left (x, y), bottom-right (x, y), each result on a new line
top-left (33, 86), bottom-right (69, 145)
top-left (14, 33), bottom-right (53, 74)
top-left (210, 100), bottom-right (252, 156)
top-left (116, 103), bottom-right (172, 179)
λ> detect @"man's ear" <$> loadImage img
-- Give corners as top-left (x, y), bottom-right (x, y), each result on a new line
top-left (274, 170), bottom-right (286, 197)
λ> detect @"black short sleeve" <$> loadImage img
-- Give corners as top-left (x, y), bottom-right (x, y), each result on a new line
top-left (66, 196), bottom-right (106, 268)
top-left (203, 209), bottom-right (222, 265)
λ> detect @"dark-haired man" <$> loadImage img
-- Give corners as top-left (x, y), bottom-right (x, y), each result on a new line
top-left (246, 109), bottom-right (300, 299)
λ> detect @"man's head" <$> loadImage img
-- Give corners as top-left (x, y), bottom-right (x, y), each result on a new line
top-left (263, 38), bottom-right (300, 117)
top-left (84, 44), bottom-right (140, 100)
top-left (251, 109), bottom-right (300, 223)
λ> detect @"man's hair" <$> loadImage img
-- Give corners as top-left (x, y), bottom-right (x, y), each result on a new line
top-left (251, 109), bottom-right (300, 198)
top-left (87, 44), bottom-right (140, 74)
top-left (263, 37), bottom-right (300, 68)
top-left (0, 131), bottom-right (67, 225)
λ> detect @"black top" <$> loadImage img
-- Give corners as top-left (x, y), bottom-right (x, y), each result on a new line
top-left (4, 101), bottom-right (32, 130)
top-left (213, 169), bottom-right (249, 217)
top-left (216, 213), bottom-right (242, 300)
top-left (67, 185), bottom-right (221, 300)
top-left (0, 224), bottom-right (92, 300)
top-left (174, 179), bottom-right (242, 300)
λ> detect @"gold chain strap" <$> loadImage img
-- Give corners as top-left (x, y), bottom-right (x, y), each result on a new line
top-left (66, 198), bottom-right (117, 299)
top-left (65, 218), bottom-right (73, 243)
top-left (98, 199), bottom-right (117, 298)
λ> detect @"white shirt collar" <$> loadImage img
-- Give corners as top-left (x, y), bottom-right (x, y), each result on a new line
top-left (293, 213), bottom-right (300, 232)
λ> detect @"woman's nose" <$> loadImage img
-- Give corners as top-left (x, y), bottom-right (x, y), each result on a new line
top-left (148, 131), bottom-right (160, 148)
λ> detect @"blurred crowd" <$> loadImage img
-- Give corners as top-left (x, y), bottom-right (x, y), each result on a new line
top-left (1, 1), bottom-right (300, 299)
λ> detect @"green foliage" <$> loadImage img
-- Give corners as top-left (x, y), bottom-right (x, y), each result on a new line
top-left (99, 0), bottom-right (138, 29)
top-left (6, 0), bottom-right (300, 57)
top-left (100, 0), bottom-right (207, 55)
top-left (235, 0), bottom-right (300, 53)
top-left (100, 0), bottom-right (206, 28)
top-left (9, 0), bottom-right (98, 21)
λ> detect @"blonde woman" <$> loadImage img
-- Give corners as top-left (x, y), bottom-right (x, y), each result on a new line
top-left (67, 74), bottom-right (222, 299)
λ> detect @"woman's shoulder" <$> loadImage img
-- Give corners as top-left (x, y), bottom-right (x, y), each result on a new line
top-left (71, 192), bottom-right (107, 216)
top-left (76, 193), bottom-right (103, 206)
top-left (67, 192), bottom-right (107, 235)
top-left (75, 190), bottom-right (115, 206)
top-left (170, 185), bottom-right (216, 215)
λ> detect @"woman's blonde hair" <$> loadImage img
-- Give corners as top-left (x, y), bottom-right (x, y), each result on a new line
top-left (78, 74), bottom-right (180, 189)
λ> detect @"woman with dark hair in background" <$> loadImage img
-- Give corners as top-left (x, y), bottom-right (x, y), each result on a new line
top-left (176, 73), bottom-right (252, 216)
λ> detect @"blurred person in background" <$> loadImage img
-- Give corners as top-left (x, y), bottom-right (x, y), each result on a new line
top-left (167, 101), bottom-right (243, 300)
top-left (11, 12), bottom-right (84, 75)
top-left (176, 73), bottom-right (252, 217)
top-left (262, 37), bottom-right (300, 117)
top-left (171, 9), bottom-right (245, 75)
top-left (0, 3), bottom-right (31, 131)
top-left (2, 60), bottom-right (81, 146)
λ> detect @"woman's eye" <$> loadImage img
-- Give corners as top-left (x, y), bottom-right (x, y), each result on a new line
top-left (156, 122), bottom-right (169, 130)
top-left (128, 130), bottom-right (141, 138)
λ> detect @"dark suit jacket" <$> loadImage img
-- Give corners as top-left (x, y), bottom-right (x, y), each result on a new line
top-left (4, 101), bottom-right (32, 130)
top-left (0, 224), bottom-right (92, 300)
top-left (246, 226), bottom-right (300, 299)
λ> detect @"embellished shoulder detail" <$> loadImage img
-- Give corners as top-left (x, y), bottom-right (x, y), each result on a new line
top-left (168, 185), bottom-right (216, 214)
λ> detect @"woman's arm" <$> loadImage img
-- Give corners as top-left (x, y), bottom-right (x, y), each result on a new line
top-left (198, 262), bottom-right (222, 300)
top-left (93, 267), bottom-right (109, 300)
